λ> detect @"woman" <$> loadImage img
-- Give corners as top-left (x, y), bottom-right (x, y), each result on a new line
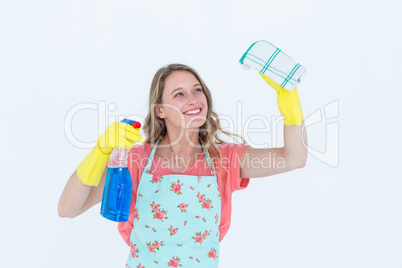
top-left (58, 63), bottom-right (307, 267)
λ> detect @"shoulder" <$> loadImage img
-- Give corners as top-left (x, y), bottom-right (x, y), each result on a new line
top-left (218, 142), bottom-right (249, 148)
top-left (130, 143), bottom-right (151, 152)
top-left (215, 143), bottom-right (251, 167)
top-left (128, 143), bottom-right (152, 161)
top-left (217, 142), bottom-right (250, 156)
top-left (127, 143), bottom-right (152, 176)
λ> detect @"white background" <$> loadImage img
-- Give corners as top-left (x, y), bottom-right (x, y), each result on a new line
top-left (1, 0), bottom-right (401, 267)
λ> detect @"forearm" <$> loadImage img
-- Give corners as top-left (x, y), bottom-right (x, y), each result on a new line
top-left (58, 169), bottom-right (106, 218)
top-left (283, 121), bottom-right (308, 169)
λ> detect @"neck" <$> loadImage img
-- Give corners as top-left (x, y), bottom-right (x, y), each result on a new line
top-left (158, 130), bottom-right (202, 158)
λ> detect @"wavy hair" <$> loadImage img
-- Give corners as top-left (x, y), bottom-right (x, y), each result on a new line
top-left (143, 63), bottom-right (247, 192)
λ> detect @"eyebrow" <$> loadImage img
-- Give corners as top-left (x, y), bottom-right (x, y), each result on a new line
top-left (170, 84), bottom-right (201, 95)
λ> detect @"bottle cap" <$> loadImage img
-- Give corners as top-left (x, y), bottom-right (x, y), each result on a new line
top-left (132, 121), bottom-right (141, 128)
top-left (120, 119), bottom-right (141, 128)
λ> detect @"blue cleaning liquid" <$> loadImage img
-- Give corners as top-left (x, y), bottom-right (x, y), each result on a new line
top-left (100, 166), bottom-right (132, 222)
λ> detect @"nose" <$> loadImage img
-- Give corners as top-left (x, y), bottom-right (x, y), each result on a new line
top-left (186, 93), bottom-right (199, 105)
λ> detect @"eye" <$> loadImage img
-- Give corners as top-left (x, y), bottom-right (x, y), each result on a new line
top-left (174, 92), bottom-right (183, 97)
top-left (195, 88), bottom-right (202, 93)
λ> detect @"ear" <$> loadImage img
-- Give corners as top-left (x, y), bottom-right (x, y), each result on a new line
top-left (155, 106), bottom-right (165, 119)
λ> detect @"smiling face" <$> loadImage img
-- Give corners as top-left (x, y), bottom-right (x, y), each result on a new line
top-left (156, 70), bottom-right (208, 131)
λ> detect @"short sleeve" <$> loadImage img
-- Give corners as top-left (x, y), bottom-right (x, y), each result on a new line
top-left (219, 143), bottom-right (251, 192)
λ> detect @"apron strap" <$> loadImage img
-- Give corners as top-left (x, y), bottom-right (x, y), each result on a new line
top-left (199, 137), bottom-right (216, 176)
top-left (143, 137), bottom-right (161, 173)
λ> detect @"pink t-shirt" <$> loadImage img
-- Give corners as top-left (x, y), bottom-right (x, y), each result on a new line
top-left (118, 142), bottom-right (251, 245)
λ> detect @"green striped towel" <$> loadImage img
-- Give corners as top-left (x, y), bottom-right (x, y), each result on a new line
top-left (239, 40), bottom-right (307, 91)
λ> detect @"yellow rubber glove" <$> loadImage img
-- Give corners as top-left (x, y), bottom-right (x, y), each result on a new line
top-left (76, 122), bottom-right (144, 186)
top-left (259, 72), bottom-right (303, 126)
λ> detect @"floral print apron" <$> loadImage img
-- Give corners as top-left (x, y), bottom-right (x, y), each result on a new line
top-left (125, 138), bottom-right (221, 268)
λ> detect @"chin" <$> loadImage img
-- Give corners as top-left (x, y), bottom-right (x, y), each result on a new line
top-left (188, 122), bottom-right (205, 130)
top-left (191, 117), bottom-right (207, 127)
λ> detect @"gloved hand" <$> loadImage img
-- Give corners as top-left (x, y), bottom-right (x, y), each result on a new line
top-left (259, 73), bottom-right (304, 126)
top-left (97, 121), bottom-right (143, 154)
top-left (77, 121), bottom-right (144, 186)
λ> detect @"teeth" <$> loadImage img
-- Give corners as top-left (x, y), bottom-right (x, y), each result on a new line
top-left (184, 108), bottom-right (200, 115)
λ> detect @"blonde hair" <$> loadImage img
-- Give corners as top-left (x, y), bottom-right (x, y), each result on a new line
top-left (143, 63), bottom-right (247, 192)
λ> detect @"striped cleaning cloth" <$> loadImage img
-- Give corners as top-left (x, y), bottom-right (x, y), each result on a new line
top-left (239, 40), bottom-right (307, 91)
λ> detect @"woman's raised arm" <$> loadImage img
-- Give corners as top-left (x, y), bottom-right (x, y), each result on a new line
top-left (240, 74), bottom-right (308, 179)
top-left (240, 123), bottom-right (307, 178)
